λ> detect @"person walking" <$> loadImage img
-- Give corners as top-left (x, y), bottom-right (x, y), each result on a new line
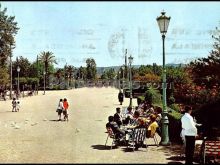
top-left (181, 106), bottom-right (198, 164)
top-left (118, 90), bottom-right (124, 105)
top-left (57, 99), bottom-right (64, 121)
top-left (63, 98), bottom-right (69, 121)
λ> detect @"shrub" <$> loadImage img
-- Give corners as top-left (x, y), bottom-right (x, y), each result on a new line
top-left (137, 96), bottom-right (145, 105)
top-left (167, 108), bottom-right (183, 144)
top-left (168, 95), bottom-right (175, 106)
top-left (169, 104), bottom-right (180, 112)
top-left (145, 87), bottom-right (162, 104)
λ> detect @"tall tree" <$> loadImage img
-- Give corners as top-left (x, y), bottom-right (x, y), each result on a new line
top-left (0, 4), bottom-right (19, 87)
top-left (0, 4), bottom-right (19, 66)
top-left (189, 27), bottom-right (220, 88)
top-left (86, 58), bottom-right (97, 80)
top-left (38, 51), bottom-right (57, 87)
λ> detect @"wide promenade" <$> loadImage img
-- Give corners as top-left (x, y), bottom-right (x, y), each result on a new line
top-left (0, 87), bottom-right (184, 163)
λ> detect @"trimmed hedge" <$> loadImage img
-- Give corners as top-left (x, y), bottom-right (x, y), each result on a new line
top-left (167, 107), bottom-right (183, 144)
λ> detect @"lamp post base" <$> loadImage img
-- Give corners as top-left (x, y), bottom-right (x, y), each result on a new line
top-left (159, 141), bottom-right (171, 146)
top-left (129, 97), bottom-right (132, 107)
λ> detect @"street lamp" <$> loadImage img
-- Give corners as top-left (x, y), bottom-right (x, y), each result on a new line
top-left (67, 74), bottom-right (70, 89)
top-left (122, 65), bottom-right (125, 94)
top-left (10, 45), bottom-right (13, 99)
top-left (118, 70), bottom-right (121, 91)
top-left (43, 71), bottom-right (46, 95)
top-left (128, 55), bottom-right (133, 107)
top-left (156, 10), bottom-right (171, 146)
top-left (17, 66), bottom-right (20, 97)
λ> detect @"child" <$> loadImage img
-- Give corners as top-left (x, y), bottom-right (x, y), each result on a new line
top-left (12, 98), bottom-right (17, 112)
top-left (63, 98), bottom-right (69, 121)
top-left (16, 101), bottom-right (20, 112)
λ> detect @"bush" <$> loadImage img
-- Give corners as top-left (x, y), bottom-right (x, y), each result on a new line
top-left (168, 95), bottom-right (175, 106)
top-left (145, 87), bottom-right (162, 104)
top-left (169, 104), bottom-right (180, 112)
top-left (167, 108), bottom-right (183, 144)
top-left (137, 96), bottom-right (145, 105)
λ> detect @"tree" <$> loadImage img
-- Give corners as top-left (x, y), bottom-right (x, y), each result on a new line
top-left (86, 58), bottom-right (97, 80)
top-left (12, 56), bottom-right (31, 78)
top-left (0, 4), bottom-right (19, 87)
top-left (54, 68), bottom-right (64, 84)
top-left (39, 51), bottom-right (57, 87)
top-left (0, 4), bottom-right (19, 66)
top-left (189, 27), bottom-right (220, 88)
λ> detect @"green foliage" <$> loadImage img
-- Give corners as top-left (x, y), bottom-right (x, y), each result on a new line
top-left (0, 4), bottom-right (19, 66)
top-left (189, 27), bottom-right (220, 88)
top-left (167, 108), bottom-right (183, 143)
top-left (86, 58), bottom-right (97, 80)
top-left (0, 66), bottom-right (9, 85)
top-left (39, 51), bottom-right (57, 87)
top-left (101, 68), bottom-right (116, 80)
top-left (137, 96), bottom-right (145, 105)
top-left (168, 95), bottom-right (175, 106)
top-left (145, 87), bottom-right (162, 104)
top-left (12, 56), bottom-right (31, 77)
top-left (169, 103), bottom-right (180, 112)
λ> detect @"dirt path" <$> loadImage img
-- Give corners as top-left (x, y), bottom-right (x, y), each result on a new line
top-left (0, 87), bottom-right (181, 163)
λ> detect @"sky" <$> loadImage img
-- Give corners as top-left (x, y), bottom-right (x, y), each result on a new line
top-left (1, 1), bottom-right (220, 68)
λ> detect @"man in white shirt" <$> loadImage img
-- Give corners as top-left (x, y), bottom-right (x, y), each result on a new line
top-left (181, 106), bottom-right (197, 164)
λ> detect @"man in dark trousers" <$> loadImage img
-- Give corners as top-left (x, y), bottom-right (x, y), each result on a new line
top-left (113, 107), bottom-right (123, 128)
top-left (118, 90), bottom-right (124, 105)
top-left (181, 106), bottom-right (198, 164)
top-left (106, 116), bottom-right (126, 146)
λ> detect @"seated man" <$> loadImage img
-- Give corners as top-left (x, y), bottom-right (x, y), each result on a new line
top-left (123, 106), bottom-right (134, 125)
top-left (106, 116), bottom-right (126, 141)
top-left (147, 114), bottom-right (158, 138)
top-left (113, 107), bottom-right (123, 128)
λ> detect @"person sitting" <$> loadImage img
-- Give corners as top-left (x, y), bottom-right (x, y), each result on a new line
top-left (147, 114), bottom-right (158, 138)
top-left (123, 106), bottom-right (134, 125)
top-left (114, 107), bottom-right (123, 128)
top-left (106, 116), bottom-right (126, 145)
top-left (146, 103), bottom-right (155, 117)
top-left (130, 110), bottom-right (140, 126)
top-left (154, 106), bottom-right (162, 136)
top-left (133, 118), bottom-right (148, 150)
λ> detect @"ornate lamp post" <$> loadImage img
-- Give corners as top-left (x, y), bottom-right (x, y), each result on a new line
top-left (43, 71), bottom-right (46, 95)
top-left (156, 10), bottom-right (171, 146)
top-left (122, 65), bottom-right (125, 94)
top-left (128, 55), bottom-right (133, 107)
top-left (118, 70), bottom-right (121, 91)
top-left (17, 66), bottom-right (20, 97)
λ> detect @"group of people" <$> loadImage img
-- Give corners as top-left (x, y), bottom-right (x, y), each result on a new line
top-left (56, 98), bottom-right (69, 121)
top-left (106, 101), bottom-right (162, 150)
top-left (11, 97), bottom-right (20, 112)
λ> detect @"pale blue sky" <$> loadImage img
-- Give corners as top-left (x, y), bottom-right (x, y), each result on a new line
top-left (1, 1), bottom-right (220, 67)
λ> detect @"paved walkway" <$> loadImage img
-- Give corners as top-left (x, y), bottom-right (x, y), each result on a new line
top-left (0, 87), bottom-right (192, 163)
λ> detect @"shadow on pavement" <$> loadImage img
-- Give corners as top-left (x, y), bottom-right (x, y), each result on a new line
top-left (91, 144), bottom-right (117, 150)
top-left (0, 111), bottom-right (14, 113)
top-left (49, 119), bottom-right (66, 122)
top-left (167, 155), bottom-right (185, 161)
top-left (167, 161), bottom-right (184, 164)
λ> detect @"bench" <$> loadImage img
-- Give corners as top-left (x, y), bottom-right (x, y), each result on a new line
top-left (202, 139), bottom-right (220, 164)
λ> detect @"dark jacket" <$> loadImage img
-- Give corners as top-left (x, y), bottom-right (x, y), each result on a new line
top-left (114, 113), bottom-right (123, 127)
top-left (118, 92), bottom-right (124, 102)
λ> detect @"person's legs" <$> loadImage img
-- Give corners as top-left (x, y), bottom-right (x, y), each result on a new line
top-left (185, 136), bottom-right (195, 164)
top-left (63, 110), bottom-right (67, 120)
top-left (58, 110), bottom-right (62, 120)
